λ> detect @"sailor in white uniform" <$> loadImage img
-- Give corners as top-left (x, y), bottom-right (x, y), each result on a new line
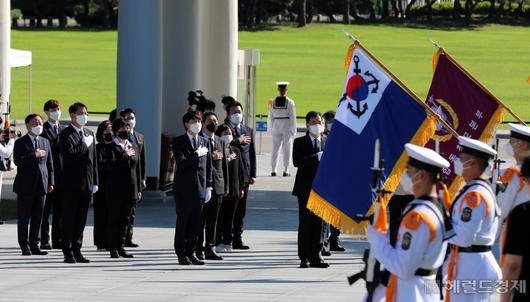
top-left (367, 143), bottom-right (450, 302)
top-left (269, 81), bottom-right (297, 177)
top-left (443, 136), bottom-right (502, 302)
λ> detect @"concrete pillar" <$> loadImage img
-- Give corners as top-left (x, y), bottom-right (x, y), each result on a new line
top-left (162, 0), bottom-right (201, 136)
top-left (117, 0), bottom-right (163, 189)
top-left (198, 0), bottom-right (238, 118)
top-left (0, 0), bottom-right (10, 115)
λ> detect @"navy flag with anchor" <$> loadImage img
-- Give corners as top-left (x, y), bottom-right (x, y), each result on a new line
top-left (307, 43), bottom-right (436, 234)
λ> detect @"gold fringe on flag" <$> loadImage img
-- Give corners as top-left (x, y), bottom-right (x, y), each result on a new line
top-left (344, 44), bottom-right (355, 72)
top-left (307, 116), bottom-right (437, 235)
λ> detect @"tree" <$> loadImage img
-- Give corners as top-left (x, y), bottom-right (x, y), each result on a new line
top-left (453, 0), bottom-right (463, 20)
top-left (344, 0), bottom-right (351, 23)
top-left (298, 0), bottom-right (307, 26)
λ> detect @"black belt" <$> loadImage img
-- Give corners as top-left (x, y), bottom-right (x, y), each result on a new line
top-left (273, 117), bottom-right (289, 119)
top-left (458, 245), bottom-right (492, 253)
top-left (415, 268), bottom-right (437, 276)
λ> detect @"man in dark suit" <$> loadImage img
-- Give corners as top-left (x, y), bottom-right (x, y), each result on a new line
top-left (120, 108), bottom-right (145, 248)
top-left (222, 97), bottom-right (256, 250)
top-left (40, 99), bottom-right (65, 250)
top-left (173, 110), bottom-right (213, 265)
top-left (14, 114), bottom-right (54, 256)
top-left (59, 102), bottom-right (98, 263)
top-left (292, 111), bottom-right (328, 268)
top-left (196, 112), bottom-right (228, 261)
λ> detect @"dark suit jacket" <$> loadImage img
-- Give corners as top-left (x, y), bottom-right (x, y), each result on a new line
top-left (105, 142), bottom-right (141, 201)
top-left (227, 146), bottom-right (244, 199)
top-left (59, 124), bottom-right (98, 192)
top-left (172, 133), bottom-right (213, 202)
top-left (292, 133), bottom-right (327, 197)
top-left (200, 132), bottom-right (229, 195)
top-left (225, 120), bottom-right (256, 184)
top-left (13, 134), bottom-right (54, 196)
top-left (130, 131), bottom-right (146, 189)
top-left (40, 122), bottom-right (64, 180)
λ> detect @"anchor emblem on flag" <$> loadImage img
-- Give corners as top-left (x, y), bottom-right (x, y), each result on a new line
top-left (339, 55), bottom-right (380, 118)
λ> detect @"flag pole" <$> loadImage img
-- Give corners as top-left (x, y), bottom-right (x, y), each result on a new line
top-left (341, 32), bottom-right (459, 138)
top-left (430, 41), bottom-right (526, 126)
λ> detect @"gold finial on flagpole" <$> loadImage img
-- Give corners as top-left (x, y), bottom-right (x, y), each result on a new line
top-left (342, 30), bottom-right (357, 44)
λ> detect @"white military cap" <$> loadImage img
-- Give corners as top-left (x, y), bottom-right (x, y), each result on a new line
top-left (457, 136), bottom-right (496, 159)
top-left (405, 143), bottom-right (450, 172)
top-left (508, 123), bottom-right (530, 142)
top-left (276, 81), bottom-right (290, 87)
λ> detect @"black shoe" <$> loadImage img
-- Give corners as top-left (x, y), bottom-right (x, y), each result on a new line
top-left (40, 243), bottom-right (52, 250)
top-left (309, 260), bottom-right (330, 268)
top-left (195, 251), bottom-right (205, 260)
top-left (73, 251), bottom-right (90, 263)
top-left (283, 172), bottom-right (290, 177)
top-left (0, 220), bottom-right (4, 225)
top-left (330, 245), bottom-right (346, 252)
top-left (271, 172), bottom-right (277, 176)
top-left (188, 255), bottom-right (205, 265)
top-left (300, 260), bottom-right (309, 268)
top-left (205, 249), bottom-right (223, 260)
top-left (232, 241), bottom-right (250, 250)
top-left (178, 257), bottom-right (192, 265)
top-left (21, 248), bottom-right (31, 256)
top-left (63, 253), bottom-right (76, 263)
top-left (124, 241), bottom-right (139, 248)
top-left (110, 249), bottom-right (119, 258)
top-left (30, 247), bottom-right (48, 255)
top-left (118, 248), bottom-right (134, 258)
top-left (321, 250), bottom-right (331, 257)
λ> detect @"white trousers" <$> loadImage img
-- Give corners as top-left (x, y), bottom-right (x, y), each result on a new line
top-left (271, 132), bottom-right (293, 172)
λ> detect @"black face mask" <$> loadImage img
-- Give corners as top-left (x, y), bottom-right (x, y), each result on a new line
top-left (103, 132), bottom-right (113, 142)
top-left (118, 131), bottom-right (129, 140)
top-left (206, 122), bottom-right (218, 133)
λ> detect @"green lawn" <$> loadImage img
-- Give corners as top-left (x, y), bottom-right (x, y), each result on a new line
top-left (10, 24), bottom-right (530, 121)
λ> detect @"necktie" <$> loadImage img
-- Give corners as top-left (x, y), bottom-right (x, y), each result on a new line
top-left (193, 137), bottom-right (197, 150)
top-left (34, 138), bottom-right (39, 150)
top-left (79, 130), bottom-right (84, 140)
top-left (209, 138), bottom-right (214, 150)
top-left (314, 139), bottom-right (319, 152)
top-left (54, 125), bottom-right (58, 135)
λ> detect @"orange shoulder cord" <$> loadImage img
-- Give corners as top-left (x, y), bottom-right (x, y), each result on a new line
top-left (445, 245), bottom-right (459, 302)
top-left (385, 274), bottom-right (397, 302)
top-left (500, 167), bottom-right (524, 193)
top-left (403, 210), bottom-right (437, 243)
top-left (459, 191), bottom-right (493, 218)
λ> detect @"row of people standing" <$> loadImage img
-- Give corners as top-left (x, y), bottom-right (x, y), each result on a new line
top-left (14, 101), bottom-right (145, 262)
top-left (172, 96), bottom-right (256, 265)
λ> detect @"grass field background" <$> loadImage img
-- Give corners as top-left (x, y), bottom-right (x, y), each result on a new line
top-left (10, 24), bottom-right (530, 121)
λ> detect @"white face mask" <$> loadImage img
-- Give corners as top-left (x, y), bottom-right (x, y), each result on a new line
top-left (221, 135), bottom-right (233, 144)
top-left (326, 123), bottom-right (333, 132)
top-left (49, 110), bottom-right (61, 121)
top-left (128, 119), bottom-right (136, 129)
top-left (76, 114), bottom-right (88, 126)
top-left (309, 124), bottom-right (324, 136)
top-left (189, 122), bottom-right (202, 134)
top-left (505, 142), bottom-right (515, 158)
top-left (230, 113), bottom-right (243, 125)
top-left (400, 171), bottom-right (419, 194)
top-left (454, 158), bottom-right (473, 176)
top-left (31, 125), bottom-right (43, 136)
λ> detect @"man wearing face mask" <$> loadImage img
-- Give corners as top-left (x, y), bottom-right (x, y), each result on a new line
top-left (367, 144), bottom-right (450, 302)
top-left (120, 108), bottom-right (145, 248)
top-left (59, 102), bottom-right (98, 264)
top-left (13, 114), bottom-right (54, 256)
top-left (292, 111), bottom-right (328, 268)
top-left (173, 110), bottom-right (213, 265)
top-left (501, 155), bottom-right (530, 302)
top-left (269, 82), bottom-right (297, 177)
top-left (222, 96), bottom-right (256, 250)
top-left (443, 137), bottom-right (501, 302)
top-left (195, 112), bottom-right (228, 261)
top-left (40, 99), bottom-right (65, 250)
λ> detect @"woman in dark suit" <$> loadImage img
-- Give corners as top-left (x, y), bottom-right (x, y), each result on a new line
top-left (106, 118), bottom-right (141, 258)
top-left (93, 120), bottom-right (113, 250)
top-left (215, 125), bottom-right (244, 252)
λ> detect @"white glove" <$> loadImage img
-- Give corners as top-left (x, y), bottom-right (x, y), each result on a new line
top-left (195, 146), bottom-right (209, 157)
top-left (83, 135), bottom-right (94, 147)
top-left (91, 185), bottom-right (99, 194)
top-left (317, 151), bottom-right (323, 161)
top-left (203, 187), bottom-right (213, 204)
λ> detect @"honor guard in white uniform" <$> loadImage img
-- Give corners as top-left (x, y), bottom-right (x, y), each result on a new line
top-left (367, 144), bottom-right (450, 302)
top-left (497, 123), bottom-right (530, 267)
top-left (269, 81), bottom-right (297, 176)
top-left (444, 137), bottom-right (502, 302)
